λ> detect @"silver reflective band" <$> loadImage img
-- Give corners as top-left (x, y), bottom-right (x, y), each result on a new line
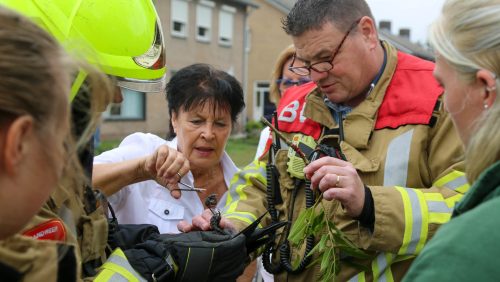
top-left (444, 175), bottom-right (468, 191)
top-left (384, 129), bottom-right (414, 186)
top-left (427, 201), bottom-right (452, 213)
top-left (117, 75), bottom-right (167, 93)
top-left (402, 187), bottom-right (423, 254)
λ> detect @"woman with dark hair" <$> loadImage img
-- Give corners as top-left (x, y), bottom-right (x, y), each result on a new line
top-left (93, 63), bottom-right (245, 233)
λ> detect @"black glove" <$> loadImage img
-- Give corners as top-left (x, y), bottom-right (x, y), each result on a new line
top-left (106, 207), bottom-right (286, 282)
top-left (163, 231), bottom-right (247, 282)
top-left (123, 231), bottom-right (247, 282)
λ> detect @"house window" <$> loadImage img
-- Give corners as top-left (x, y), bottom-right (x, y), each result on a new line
top-left (196, 1), bottom-right (214, 42)
top-left (218, 5), bottom-right (235, 46)
top-left (253, 82), bottom-right (270, 121)
top-left (171, 0), bottom-right (188, 38)
top-left (104, 89), bottom-right (146, 121)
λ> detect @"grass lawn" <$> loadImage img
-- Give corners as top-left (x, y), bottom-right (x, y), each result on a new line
top-left (95, 135), bottom-right (259, 169)
top-left (225, 136), bottom-right (259, 167)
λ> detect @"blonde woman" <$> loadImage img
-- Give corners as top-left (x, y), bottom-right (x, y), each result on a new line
top-left (404, 0), bottom-right (500, 280)
top-left (255, 45), bottom-right (311, 159)
top-left (0, 6), bottom-right (101, 280)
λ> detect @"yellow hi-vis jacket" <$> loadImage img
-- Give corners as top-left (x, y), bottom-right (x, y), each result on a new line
top-left (223, 42), bottom-right (467, 282)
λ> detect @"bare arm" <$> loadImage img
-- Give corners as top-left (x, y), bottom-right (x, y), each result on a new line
top-left (92, 157), bottom-right (148, 196)
top-left (93, 144), bottom-right (190, 198)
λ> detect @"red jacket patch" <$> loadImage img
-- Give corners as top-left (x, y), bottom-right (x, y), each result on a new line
top-left (22, 219), bottom-right (67, 242)
top-left (276, 82), bottom-right (321, 139)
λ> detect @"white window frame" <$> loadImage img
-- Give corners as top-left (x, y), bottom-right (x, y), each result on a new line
top-left (253, 81), bottom-right (270, 121)
top-left (218, 5), bottom-right (236, 47)
top-left (171, 0), bottom-right (189, 38)
top-left (196, 1), bottom-right (214, 42)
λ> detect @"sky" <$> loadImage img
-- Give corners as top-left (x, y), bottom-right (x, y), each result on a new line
top-left (366, 0), bottom-right (446, 44)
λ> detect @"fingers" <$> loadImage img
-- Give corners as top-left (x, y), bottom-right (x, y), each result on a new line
top-left (148, 145), bottom-right (191, 197)
top-left (169, 187), bottom-right (182, 199)
top-left (303, 156), bottom-right (349, 178)
top-left (177, 220), bottom-right (192, 233)
top-left (307, 160), bottom-right (356, 191)
top-left (304, 157), bottom-right (365, 217)
top-left (191, 209), bottom-right (215, 231)
top-left (177, 209), bottom-right (235, 233)
top-left (219, 217), bottom-right (235, 232)
top-left (155, 145), bottom-right (190, 180)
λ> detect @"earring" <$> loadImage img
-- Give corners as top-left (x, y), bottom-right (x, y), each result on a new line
top-left (484, 103), bottom-right (489, 110)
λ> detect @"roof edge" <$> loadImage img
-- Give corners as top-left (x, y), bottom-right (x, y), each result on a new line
top-left (230, 0), bottom-right (259, 9)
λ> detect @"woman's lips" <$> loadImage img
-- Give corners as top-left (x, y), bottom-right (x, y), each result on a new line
top-left (195, 147), bottom-right (214, 157)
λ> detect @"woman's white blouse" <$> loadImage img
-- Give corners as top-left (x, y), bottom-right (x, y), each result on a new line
top-left (94, 132), bottom-right (239, 234)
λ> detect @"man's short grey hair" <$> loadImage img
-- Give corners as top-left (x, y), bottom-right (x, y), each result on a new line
top-left (282, 0), bottom-right (375, 36)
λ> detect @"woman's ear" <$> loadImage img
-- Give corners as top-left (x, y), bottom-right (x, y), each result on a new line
top-left (171, 112), bottom-right (178, 134)
top-left (3, 116), bottom-right (34, 175)
top-left (476, 69), bottom-right (497, 109)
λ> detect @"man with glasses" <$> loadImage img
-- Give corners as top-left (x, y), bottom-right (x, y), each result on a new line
top-left (182, 0), bottom-right (466, 281)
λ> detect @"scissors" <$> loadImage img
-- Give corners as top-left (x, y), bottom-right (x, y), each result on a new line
top-left (173, 181), bottom-right (206, 193)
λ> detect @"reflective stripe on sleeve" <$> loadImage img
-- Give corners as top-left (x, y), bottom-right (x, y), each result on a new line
top-left (426, 201), bottom-right (452, 213)
top-left (372, 252), bottom-right (395, 282)
top-left (445, 194), bottom-right (463, 209)
top-left (434, 170), bottom-right (470, 193)
top-left (395, 187), bottom-right (429, 255)
top-left (348, 254), bottom-right (414, 282)
top-left (423, 193), bottom-right (460, 224)
top-left (223, 160), bottom-right (265, 225)
top-left (95, 248), bottom-right (147, 282)
top-left (348, 272), bottom-right (367, 282)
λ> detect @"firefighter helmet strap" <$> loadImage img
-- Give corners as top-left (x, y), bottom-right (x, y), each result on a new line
top-left (70, 69), bottom-right (88, 101)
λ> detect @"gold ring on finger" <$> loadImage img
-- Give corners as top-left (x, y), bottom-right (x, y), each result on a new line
top-left (335, 175), bottom-right (340, 187)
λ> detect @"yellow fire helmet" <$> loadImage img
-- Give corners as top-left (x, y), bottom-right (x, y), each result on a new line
top-left (0, 0), bottom-right (167, 99)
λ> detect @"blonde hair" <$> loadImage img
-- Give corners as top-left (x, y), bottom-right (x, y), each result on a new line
top-left (429, 0), bottom-right (500, 182)
top-left (269, 44), bottom-right (296, 105)
top-left (0, 7), bottom-right (72, 130)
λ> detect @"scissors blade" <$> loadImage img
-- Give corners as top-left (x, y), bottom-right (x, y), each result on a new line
top-left (178, 181), bottom-right (206, 192)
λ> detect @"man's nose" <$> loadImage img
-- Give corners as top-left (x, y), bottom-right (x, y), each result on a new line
top-left (309, 69), bottom-right (328, 82)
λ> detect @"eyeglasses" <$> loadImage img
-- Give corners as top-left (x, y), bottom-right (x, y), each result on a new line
top-left (276, 78), bottom-right (311, 87)
top-left (288, 19), bottom-right (361, 76)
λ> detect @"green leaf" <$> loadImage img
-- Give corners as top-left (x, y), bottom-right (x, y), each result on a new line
top-left (311, 210), bottom-right (326, 234)
top-left (288, 224), bottom-right (306, 246)
top-left (306, 254), bottom-right (323, 268)
top-left (288, 209), bottom-right (313, 245)
top-left (319, 234), bottom-right (328, 252)
top-left (320, 248), bottom-right (332, 273)
top-left (307, 240), bottom-right (322, 257)
top-left (288, 196), bottom-right (371, 280)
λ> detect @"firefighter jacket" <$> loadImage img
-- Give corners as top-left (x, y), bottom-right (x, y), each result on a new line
top-left (0, 234), bottom-right (79, 281)
top-left (404, 160), bottom-right (500, 281)
top-left (223, 42), bottom-right (468, 281)
top-left (14, 166), bottom-right (108, 280)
